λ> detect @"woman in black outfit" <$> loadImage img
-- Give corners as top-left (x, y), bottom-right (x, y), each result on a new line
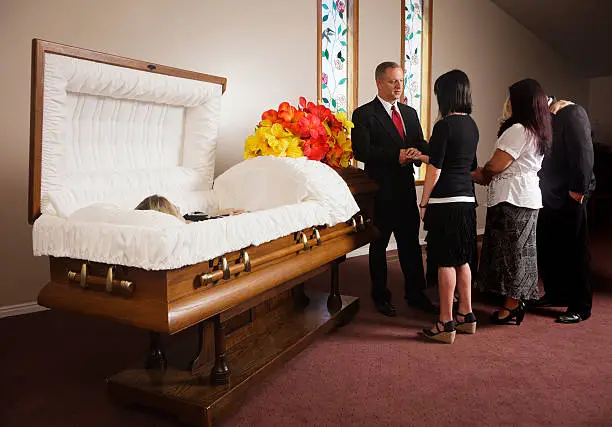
top-left (417, 69), bottom-right (479, 344)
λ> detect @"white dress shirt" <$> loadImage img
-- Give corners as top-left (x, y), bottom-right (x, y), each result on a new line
top-left (377, 96), bottom-right (406, 134)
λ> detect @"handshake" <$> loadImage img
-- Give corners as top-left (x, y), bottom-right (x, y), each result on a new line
top-left (399, 148), bottom-right (426, 165)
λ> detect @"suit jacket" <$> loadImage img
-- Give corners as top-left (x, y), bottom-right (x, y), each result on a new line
top-left (351, 97), bottom-right (428, 203)
top-left (539, 104), bottom-right (596, 210)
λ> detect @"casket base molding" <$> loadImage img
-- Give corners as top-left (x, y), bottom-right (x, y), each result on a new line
top-left (106, 291), bottom-right (358, 427)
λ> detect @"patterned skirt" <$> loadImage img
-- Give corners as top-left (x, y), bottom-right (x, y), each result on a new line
top-left (478, 202), bottom-right (539, 300)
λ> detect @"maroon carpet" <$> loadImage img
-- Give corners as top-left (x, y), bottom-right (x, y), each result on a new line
top-left (2, 228), bottom-right (611, 427)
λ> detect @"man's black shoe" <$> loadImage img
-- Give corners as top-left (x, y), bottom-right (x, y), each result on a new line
top-left (406, 293), bottom-right (438, 314)
top-left (556, 311), bottom-right (591, 324)
top-left (375, 301), bottom-right (397, 317)
top-left (530, 294), bottom-right (567, 308)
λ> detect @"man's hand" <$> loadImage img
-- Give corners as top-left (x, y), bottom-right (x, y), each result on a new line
top-left (399, 148), bottom-right (424, 165)
top-left (569, 191), bottom-right (584, 204)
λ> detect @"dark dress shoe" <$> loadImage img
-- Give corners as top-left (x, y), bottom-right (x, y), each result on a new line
top-left (530, 294), bottom-right (566, 308)
top-left (375, 301), bottom-right (397, 317)
top-left (406, 293), bottom-right (438, 314)
top-left (556, 312), bottom-right (591, 324)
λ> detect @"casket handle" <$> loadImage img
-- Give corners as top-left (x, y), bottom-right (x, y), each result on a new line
top-left (67, 265), bottom-right (133, 294)
top-left (296, 231), bottom-right (310, 250)
top-left (311, 228), bottom-right (322, 246)
top-left (240, 249), bottom-right (251, 272)
top-left (358, 214), bottom-right (365, 231)
top-left (200, 255), bottom-right (232, 287)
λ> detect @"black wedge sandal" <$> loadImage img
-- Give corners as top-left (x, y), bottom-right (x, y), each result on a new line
top-left (422, 320), bottom-right (456, 344)
top-left (455, 312), bottom-right (477, 334)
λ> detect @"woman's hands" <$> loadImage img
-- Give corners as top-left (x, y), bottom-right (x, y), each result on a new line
top-left (471, 167), bottom-right (490, 186)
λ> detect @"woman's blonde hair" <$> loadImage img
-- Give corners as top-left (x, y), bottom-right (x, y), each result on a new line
top-left (501, 97), bottom-right (512, 122)
top-left (135, 195), bottom-right (181, 219)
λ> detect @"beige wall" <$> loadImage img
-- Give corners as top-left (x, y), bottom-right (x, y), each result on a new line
top-left (589, 76), bottom-right (612, 145)
top-left (0, 0), bottom-right (591, 308)
top-left (0, 0), bottom-right (320, 307)
top-left (357, 0), bottom-right (401, 105)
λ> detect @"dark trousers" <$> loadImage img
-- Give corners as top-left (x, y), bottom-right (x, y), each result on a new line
top-left (537, 200), bottom-right (592, 314)
top-left (369, 198), bottom-right (426, 303)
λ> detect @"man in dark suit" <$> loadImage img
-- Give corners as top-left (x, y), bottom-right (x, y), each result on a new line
top-left (534, 98), bottom-right (596, 323)
top-left (351, 61), bottom-right (434, 316)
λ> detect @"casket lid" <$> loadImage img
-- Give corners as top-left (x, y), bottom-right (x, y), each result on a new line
top-left (28, 39), bottom-right (227, 224)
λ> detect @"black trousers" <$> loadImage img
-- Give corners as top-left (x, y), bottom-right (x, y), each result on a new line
top-left (369, 198), bottom-right (426, 303)
top-left (537, 200), bottom-right (592, 314)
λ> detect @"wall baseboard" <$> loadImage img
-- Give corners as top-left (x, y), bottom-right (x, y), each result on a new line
top-left (0, 301), bottom-right (48, 319)
top-left (3, 229), bottom-right (485, 318)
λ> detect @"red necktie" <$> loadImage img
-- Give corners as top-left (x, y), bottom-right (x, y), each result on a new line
top-left (391, 105), bottom-right (405, 140)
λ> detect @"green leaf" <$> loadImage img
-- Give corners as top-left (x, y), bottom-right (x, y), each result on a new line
top-left (338, 25), bottom-right (342, 34)
top-left (324, 49), bottom-right (329, 59)
top-left (338, 108), bottom-right (346, 113)
top-left (332, 98), bottom-right (337, 108)
top-left (322, 83), bottom-right (327, 89)
top-left (322, 97), bottom-right (329, 104)
top-left (323, 14), bottom-right (328, 22)
top-left (407, 14), bottom-right (411, 19)
top-left (417, 30), bottom-right (422, 34)
top-left (409, 33), bottom-right (414, 39)
top-left (418, 14), bottom-right (422, 20)
top-left (339, 11), bottom-right (343, 19)
top-left (409, 73), bottom-right (414, 78)
top-left (414, 48), bottom-right (418, 54)
top-left (342, 29), bottom-right (347, 35)
top-left (411, 3), bottom-right (415, 11)
top-left (340, 41), bottom-right (347, 46)
top-left (415, 94), bottom-right (420, 98)
top-left (322, 3), bottom-right (329, 9)
top-left (338, 78), bottom-right (347, 85)
top-left (337, 50), bottom-right (343, 59)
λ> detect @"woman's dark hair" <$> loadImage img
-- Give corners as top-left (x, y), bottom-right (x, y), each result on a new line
top-left (434, 69), bottom-right (472, 116)
top-left (497, 78), bottom-right (552, 155)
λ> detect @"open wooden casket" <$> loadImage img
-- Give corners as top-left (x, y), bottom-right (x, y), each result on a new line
top-left (29, 39), bottom-right (377, 426)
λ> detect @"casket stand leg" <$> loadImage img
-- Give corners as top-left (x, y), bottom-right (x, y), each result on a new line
top-left (106, 259), bottom-right (362, 427)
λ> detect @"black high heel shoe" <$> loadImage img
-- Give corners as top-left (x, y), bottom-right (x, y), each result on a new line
top-left (491, 301), bottom-right (525, 325)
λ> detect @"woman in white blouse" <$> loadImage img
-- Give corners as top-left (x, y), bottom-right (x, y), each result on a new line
top-left (472, 79), bottom-right (552, 325)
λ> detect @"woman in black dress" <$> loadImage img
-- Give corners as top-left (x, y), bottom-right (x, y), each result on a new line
top-left (417, 69), bottom-right (479, 344)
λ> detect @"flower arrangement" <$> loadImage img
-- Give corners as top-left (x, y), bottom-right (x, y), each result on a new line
top-left (244, 97), bottom-right (354, 167)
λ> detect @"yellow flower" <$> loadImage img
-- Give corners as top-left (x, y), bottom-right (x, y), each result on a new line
top-left (286, 136), bottom-right (304, 158)
top-left (334, 111), bottom-right (354, 129)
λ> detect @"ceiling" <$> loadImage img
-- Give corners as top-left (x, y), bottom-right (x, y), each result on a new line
top-left (490, 0), bottom-right (612, 77)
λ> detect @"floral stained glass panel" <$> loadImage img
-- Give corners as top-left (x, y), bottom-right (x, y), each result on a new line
top-left (321, 0), bottom-right (349, 113)
top-left (403, 0), bottom-right (423, 114)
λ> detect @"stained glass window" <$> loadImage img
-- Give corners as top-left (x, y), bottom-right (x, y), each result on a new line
top-left (318, 0), bottom-right (357, 114)
top-left (402, 0), bottom-right (431, 181)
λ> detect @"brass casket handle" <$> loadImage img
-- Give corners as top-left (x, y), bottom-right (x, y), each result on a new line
top-left (67, 265), bottom-right (133, 294)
